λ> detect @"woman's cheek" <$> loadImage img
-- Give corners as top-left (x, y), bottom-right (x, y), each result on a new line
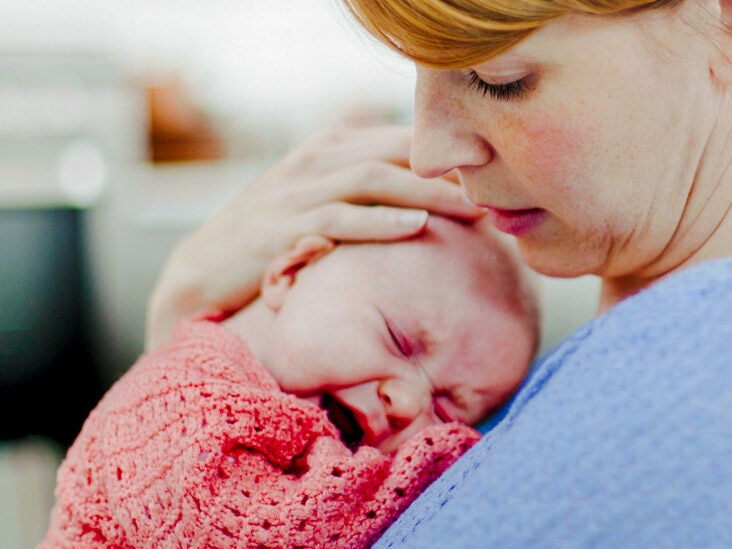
top-left (499, 109), bottom-right (588, 195)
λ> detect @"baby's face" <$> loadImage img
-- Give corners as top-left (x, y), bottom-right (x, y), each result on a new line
top-left (258, 218), bottom-right (536, 454)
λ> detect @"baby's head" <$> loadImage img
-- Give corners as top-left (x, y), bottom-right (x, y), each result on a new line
top-left (226, 216), bottom-right (538, 453)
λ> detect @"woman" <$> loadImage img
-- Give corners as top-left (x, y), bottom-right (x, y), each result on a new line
top-left (147, 0), bottom-right (732, 545)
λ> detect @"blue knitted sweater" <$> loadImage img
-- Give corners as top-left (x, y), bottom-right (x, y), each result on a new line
top-left (376, 257), bottom-right (732, 548)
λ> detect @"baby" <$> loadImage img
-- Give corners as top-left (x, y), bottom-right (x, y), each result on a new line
top-left (41, 216), bottom-right (538, 548)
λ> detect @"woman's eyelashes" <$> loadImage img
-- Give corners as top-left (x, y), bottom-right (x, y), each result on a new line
top-left (467, 70), bottom-right (531, 101)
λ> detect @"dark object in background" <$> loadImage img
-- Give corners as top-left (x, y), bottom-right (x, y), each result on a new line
top-left (0, 209), bottom-right (104, 448)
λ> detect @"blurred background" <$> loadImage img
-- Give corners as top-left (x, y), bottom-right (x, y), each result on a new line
top-left (0, 1), bottom-right (599, 547)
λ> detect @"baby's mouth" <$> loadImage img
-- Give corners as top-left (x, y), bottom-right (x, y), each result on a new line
top-left (320, 393), bottom-right (364, 451)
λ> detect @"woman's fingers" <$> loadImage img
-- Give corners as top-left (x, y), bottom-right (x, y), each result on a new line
top-left (292, 125), bottom-right (414, 171)
top-left (258, 162), bottom-right (484, 241)
top-left (272, 159), bottom-right (482, 222)
top-left (327, 162), bottom-right (482, 220)
top-left (301, 203), bottom-right (430, 241)
top-left (262, 125), bottom-right (482, 221)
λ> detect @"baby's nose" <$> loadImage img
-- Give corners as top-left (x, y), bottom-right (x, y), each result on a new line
top-left (377, 377), bottom-right (431, 432)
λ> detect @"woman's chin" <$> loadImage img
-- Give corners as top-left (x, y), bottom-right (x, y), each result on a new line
top-left (516, 241), bottom-right (601, 279)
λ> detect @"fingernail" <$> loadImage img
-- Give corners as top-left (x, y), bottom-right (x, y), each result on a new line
top-left (462, 194), bottom-right (479, 208)
top-left (399, 210), bottom-right (428, 228)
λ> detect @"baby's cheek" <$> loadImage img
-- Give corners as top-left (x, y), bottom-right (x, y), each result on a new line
top-left (264, 340), bottom-right (313, 392)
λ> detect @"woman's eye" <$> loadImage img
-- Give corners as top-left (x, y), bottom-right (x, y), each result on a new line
top-left (387, 322), bottom-right (413, 357)
top-left (467, 71), bottom-right (529, 101)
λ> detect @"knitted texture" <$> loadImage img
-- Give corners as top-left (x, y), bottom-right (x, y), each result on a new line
top-left (41, 315), bottom-right (478, 548)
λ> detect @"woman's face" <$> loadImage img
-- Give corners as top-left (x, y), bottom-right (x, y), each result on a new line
top-left (411, 6), bottom-right (718, 281)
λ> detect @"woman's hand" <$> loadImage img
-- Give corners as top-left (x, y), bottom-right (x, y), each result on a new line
top-left (145, 125), bottom-right (483, 350)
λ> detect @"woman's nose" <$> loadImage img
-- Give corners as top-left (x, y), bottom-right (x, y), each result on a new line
top-left (410, 67), bottom-right (493, 179)
top-left (377, 377), bottom-right (431, 432)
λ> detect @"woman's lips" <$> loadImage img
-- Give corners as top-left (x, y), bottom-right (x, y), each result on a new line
top-left (485, 207), bottom-right (546, 236)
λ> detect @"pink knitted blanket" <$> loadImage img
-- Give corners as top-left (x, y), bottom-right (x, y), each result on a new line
top-left (41, 316), bottom-right (479, 548)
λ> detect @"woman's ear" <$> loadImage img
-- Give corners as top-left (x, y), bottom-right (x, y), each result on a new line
top-left (261, 235), bottom-right (335, 312)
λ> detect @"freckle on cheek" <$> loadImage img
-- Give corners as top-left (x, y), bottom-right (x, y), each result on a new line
top-left (505, 113), bottom-right (583, 183)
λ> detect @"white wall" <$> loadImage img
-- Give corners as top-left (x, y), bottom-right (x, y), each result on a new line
top-left (0, 0), bottom-right (416, 143)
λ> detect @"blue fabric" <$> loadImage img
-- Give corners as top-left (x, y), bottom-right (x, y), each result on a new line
top-left (376, 257), bottom-right (732, 548)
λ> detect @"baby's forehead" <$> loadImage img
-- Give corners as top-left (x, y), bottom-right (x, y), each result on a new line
top-left (331, 222), bottom-right (508, 297)
top-left (401, 221), bottom-right (511, 276)
top-left (349, 233), bottom-right (485, 281)
top-left (323, 217), bottom-right (524, 309)
top-left (373, 234), bottom-right (513, 300)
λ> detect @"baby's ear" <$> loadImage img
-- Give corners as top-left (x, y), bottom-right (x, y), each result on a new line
top-left (261, 235), bottom-right (335, 312)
